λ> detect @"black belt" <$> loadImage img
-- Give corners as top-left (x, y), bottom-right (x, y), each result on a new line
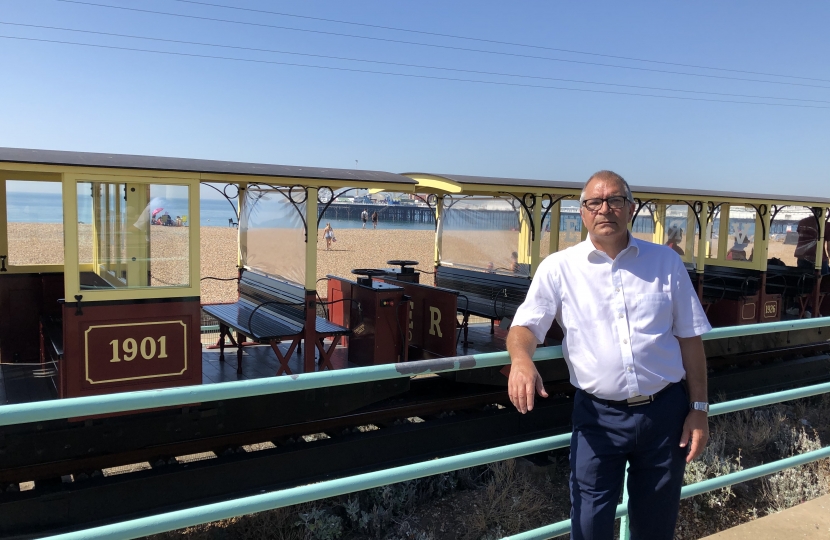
top-left (583, 382), bottom-right (676, 407)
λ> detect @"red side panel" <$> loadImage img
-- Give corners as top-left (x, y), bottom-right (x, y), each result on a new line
top-left (60, 298), bottom-right (202, 398)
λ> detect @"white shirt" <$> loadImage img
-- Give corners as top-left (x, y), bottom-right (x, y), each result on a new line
top-left (512, 235), bottom-right (711, 401)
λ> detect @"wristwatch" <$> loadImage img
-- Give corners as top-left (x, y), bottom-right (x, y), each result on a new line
top-left (689, 402), bottom-right (709, 413)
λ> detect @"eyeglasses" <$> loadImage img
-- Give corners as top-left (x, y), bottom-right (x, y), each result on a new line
top-left (581, 196), bottom-right (630, 212)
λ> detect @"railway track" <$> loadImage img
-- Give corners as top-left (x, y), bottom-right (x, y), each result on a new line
top-left (2, 345), bottom-right (830, 538)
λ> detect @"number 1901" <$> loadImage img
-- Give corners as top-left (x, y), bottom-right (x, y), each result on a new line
top-left (110, 337), bottom-right (168, 362)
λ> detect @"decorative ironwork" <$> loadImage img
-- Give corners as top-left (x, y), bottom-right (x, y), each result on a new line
top-left (412, 194), bottom-right (439, 231)
top-left (202, 182), bottom-right (240, 217)
top-left (745, 203), bottom-right (769, 240)
top-left (540, 194), bottom-right (573, 233)
top-left (707, 202), bottom-right (724, 223)
top-left (632, 198), bottom-right (657, 224)
top-left (677, 200), bottom-right (705, 240)
top-left (316, 187), bottom-right (361, 230)
top-left (500, 192), bottom-right (537, 241)
top-left (245, 183), bottom-right (309, 241)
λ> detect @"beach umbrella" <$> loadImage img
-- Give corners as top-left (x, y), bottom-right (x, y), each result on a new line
top-left (152, 207), bottom-right (164, 217)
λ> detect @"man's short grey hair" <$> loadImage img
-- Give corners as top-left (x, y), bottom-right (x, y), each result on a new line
top-left (579, 170), bottom-right (634, 203)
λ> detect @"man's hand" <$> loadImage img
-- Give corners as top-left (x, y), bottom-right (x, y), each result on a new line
top-left (508, 359), bottom-right (549, 413)
top-left (679, 410), bottom-right (709, 462)
top-left (506, 325), bottom-right (548, 414)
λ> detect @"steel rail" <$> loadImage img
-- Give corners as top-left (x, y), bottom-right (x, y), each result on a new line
top-left (40, 376), bottom-right (830, 540)
top-left (1, 317), bottom-right (828, 426)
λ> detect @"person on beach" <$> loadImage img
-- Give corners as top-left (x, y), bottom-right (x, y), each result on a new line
top-left (506, 170), bottom-right (711, 540)
top-left (666, 224), bottom-right (685, 256)
top-left (322, 222), bottom-right (335, 250)
top-left (361, 209), bottom-right (368, 229)
top-left (371, 211), bottom-right (378, 229)
top-left (510, 251), bottom-right (520, 273)
top-left (794, 215), bottom-right (830, 275)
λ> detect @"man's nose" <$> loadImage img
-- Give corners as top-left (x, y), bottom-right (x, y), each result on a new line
top-left (597, 200), bottom-right (613, 214)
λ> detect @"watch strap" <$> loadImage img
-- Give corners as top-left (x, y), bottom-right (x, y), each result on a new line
top-left (689, 401), bottom-right (709, 413)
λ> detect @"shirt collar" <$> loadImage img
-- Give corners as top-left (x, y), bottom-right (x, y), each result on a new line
top-left (581, 232), bottom-right (640, 260)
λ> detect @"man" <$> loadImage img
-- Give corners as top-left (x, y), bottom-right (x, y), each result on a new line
top-left (794, 215), bottom-right (830, 276)
top-left (361, 208), bottom-right (369, 229)
top-left (507, 170), bottom-right (711, 540)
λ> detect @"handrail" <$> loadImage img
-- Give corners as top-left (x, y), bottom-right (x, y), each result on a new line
top-left (1, 317), bottom-right (828, 426)
top-left (40, 379), bottom-right (830, 540)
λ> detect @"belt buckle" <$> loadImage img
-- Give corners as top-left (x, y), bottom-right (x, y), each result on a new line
top-left (626, 395), bottom-right (651, 406)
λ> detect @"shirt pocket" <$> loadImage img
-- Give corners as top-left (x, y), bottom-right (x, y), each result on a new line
top-left (633, 292), bottom-right (672, 336)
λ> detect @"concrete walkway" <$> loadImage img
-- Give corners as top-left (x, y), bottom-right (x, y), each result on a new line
top-left (701, 494), bottom-right (830, 539)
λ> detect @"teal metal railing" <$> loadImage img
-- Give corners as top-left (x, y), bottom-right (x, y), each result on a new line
top-left (39, 380), bottom-right (830, 540)
top-left (0, 317), bottom-right (827, 539)
top-left (1, 317), bottom-right (827, 426)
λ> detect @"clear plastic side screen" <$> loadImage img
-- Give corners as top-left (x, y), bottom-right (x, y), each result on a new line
top-left (726, 205), bottom-right (757, 262)
top-left (5, 179), bottom-right (64, 266)
top-left (663, 204), bottom-right (697, 263)
top-left (631, 204), bottom-right (655, 244)
top-left (241, 186), bottom-right (307, 287)
top-left (771, 206), bottom-right (819, 268)
top-left (77, 181), bottom-right (190, 289)
top-left (707, 205), bottom-right (721, 259)
top-left (558, 200), bottom-right (582, 251)
top-left (440, 195), bottom-right (527, 276)
top-left (540, 205), bottom-right (552, 259)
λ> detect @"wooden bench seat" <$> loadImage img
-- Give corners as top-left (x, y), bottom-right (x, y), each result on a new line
top-left (40, 315), bottom-right (63, 362)
top-left (702, 265), bottom-right (759, 302)
top-left (434, 266), bottom-right (530, 344)
top-left (202, 271), bottom-right (349, 375)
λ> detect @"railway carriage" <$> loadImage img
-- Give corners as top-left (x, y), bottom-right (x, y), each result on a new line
top-left (1, 147), bottom-right (829, 537)
top-left (0, 147), bottom-right (828, 399)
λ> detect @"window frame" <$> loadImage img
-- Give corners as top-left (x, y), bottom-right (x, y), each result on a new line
top-left (63, 172), bottom-right (200, 302)
top-left (0, 171), bottom-right (65, 274)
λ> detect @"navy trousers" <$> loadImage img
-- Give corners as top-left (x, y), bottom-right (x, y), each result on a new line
top-left (569, 383), bottom-right (689, 540)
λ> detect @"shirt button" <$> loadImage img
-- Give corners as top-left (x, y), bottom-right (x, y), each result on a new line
top-left (623, 338), bottom-right (629, 344)
top-left (626, 366), bottom-right (633, 373)
top-left (615, 288), bottom-right (620, 293)
top-left (618, 313), bottom-right (624, 319)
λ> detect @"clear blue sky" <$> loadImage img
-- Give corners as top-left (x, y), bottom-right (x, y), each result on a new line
top-left (0, 0), bottom-right (828, 197)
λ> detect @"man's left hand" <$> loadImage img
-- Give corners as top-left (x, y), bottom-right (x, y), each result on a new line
top-left (679, 410), bottom-right (709, 463)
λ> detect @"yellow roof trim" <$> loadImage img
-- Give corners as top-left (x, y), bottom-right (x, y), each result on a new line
top-left (405, 174), bottom-right (463, 194)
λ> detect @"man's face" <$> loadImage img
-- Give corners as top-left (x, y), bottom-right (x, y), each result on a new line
top-left (579, 179), bottom-right (635, 242)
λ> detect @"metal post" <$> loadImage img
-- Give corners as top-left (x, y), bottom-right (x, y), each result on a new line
top-left (619, 464), bottom-right (631, 540)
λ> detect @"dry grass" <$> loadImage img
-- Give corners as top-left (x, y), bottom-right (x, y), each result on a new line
top-left (141, 397), bottom-right (830, 540)
top-left (146, 506), bottom-right (311, 540)
top-left (455, 460), bottom-right (551, 540)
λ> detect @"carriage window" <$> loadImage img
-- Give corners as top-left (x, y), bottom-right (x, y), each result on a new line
top-left (441, 195), bottom-right (530, 276)
top-left (769, 206), bottom-right (819, 268)
top-left (724, 206), bottom-right (756, 262)
top-left (77, 181), bottom-right (190, 289)
top-left (5, 180), bottom-right (64, 266)
top-left (707, 206), bottom-right (721, 259)
top-left (558, 201), bottom-right (582, 251)
top-left (663, 204), bottom-right (696, 261)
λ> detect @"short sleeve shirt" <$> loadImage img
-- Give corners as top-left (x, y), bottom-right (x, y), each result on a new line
top-left (511, 235), bottom-right (711, 401)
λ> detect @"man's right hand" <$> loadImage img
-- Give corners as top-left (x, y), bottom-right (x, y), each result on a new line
top-left (508, 358), bottom-right (549, 413)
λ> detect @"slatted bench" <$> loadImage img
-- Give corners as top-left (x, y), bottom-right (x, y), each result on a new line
top-left (766, 264), bottom-right (826, 318)
top-left (701, 265), bottom-right (760, 303)
top-left (202, 271), bottom-right (349, 375)
top-left (434, 265), bottom-right (530, 344)
top-left (39, 315), bottom-right (63, 364)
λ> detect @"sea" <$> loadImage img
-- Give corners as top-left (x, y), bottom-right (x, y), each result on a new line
top-left (5, 192), bottom-right (434, 230)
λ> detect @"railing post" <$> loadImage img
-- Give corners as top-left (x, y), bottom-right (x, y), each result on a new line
top-left (619, 464), bottom-right (631, 540)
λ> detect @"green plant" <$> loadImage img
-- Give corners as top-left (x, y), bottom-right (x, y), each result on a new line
top-left (762, 426), bottom-right (827, 513)
top-left (684, 429), bottom-right (743, 510)
top-left (296, 506), bottom-right (343, 540)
